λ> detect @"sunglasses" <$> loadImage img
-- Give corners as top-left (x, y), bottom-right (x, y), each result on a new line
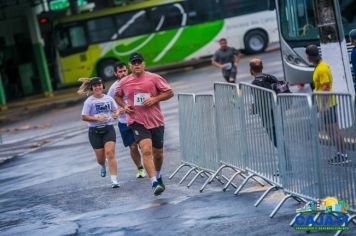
top-left (117, 69), bottom-right (127, 73)
top-left (131, 59), bottom-right (143, 65)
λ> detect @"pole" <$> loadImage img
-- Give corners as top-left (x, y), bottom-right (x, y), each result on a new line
top-left (313, 0), bottom-right (354, 96)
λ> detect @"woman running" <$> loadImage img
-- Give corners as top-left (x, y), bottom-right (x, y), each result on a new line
top-left (78, 77), bottom-right (121, 188)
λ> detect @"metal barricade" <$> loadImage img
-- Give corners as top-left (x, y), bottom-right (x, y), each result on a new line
top-left (171, 93), bottom-right (227, 189)
top-left (200, 82), bottom-right (264, 192)
top-left (271, 94), bottom-right (318, 219)
top-left (186, 94), bottom-right (222, 188)
top-left (235, 83), bottom-right (282, 198)
top-left (312, 93), bottom-right (356, 235)
top-left (169, 93), bottom-right (199, 182)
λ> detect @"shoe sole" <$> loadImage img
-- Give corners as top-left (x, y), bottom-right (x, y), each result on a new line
top-left (112, 184), bottom-right (120, 188)
top-left (136, 175), bottom-right (145, 178)
top-left (153, 185), bottom-right (165, 196)
top-left (328, 160), bottom-right (351, 165)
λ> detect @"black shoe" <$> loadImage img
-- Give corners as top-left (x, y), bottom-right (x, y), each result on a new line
top-left (328, 154), bottom-right (351, 165)
top-left (152, 181), bottom-right (164, 196)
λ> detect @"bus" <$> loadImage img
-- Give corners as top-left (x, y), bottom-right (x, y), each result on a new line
top-left (50, 0), bottom-right (278, 85)
top-left (275, 0), bottom-right (356, 86)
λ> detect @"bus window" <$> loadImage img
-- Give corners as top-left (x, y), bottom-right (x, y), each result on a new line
top-left (56, 25), bottom-right (87, 56)
top-left (220, 0), bottom-right (270, 18)
top-left (340, 0), bottom-right (356, 34)
top-left (279, 0), bottom-right (317, 40)
top-left (87, 16), bottom-right (116, 43)
top-left (114, 10), bottom-right (152, 39)
top-left (186, 0), bottom-right (221, 25)
top-left (150, 4), bottom-right (185, 31)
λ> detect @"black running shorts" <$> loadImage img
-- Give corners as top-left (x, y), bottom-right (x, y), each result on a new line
top-left (129, 122), bottom-right (164, 149)
top-left (88, 125), bottom-right (116, 149)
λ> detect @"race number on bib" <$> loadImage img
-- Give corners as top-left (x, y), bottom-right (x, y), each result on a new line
top-left (134, 93), bottom-right (150, 106)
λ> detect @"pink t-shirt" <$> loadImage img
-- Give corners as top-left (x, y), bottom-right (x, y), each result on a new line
top-left (115, 71), bottom-right (172, 129)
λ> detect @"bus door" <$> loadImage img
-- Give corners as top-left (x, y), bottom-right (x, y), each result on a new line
top-left (55, 23), bottom-right (91, 84)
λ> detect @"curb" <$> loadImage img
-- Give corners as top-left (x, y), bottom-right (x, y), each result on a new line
top-left (0, 96), bottom-right (85, 125)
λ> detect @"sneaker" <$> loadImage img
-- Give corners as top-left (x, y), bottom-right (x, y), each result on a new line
top-left (157, 176), bottom-right (165, 190)
top-left (100, 165), bottom-right (106, 177)
top-left (328, 154), bottom-right (351, 165)
top-left (112, 182), bottom-right (120, 188)
top-left (136, 167), bottom-right (146, 178)
top-left (152, 181), bottom-right (164, 196)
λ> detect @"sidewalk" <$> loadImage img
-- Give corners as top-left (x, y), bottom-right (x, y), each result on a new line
top-left (0, 86), bottom-right (84, 126)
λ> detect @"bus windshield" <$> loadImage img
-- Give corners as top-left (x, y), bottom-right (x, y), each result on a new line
top-left (278, 0), bottom-right (356, 41)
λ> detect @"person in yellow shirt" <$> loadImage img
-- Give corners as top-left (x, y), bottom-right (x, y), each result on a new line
top-left (306, 45), bottom-right (349, 164)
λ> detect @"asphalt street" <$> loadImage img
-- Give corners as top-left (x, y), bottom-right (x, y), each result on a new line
top-left (1, 50), bottom-right (354, 235)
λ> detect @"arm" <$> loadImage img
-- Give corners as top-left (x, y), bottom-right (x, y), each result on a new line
top-left (234, 51), bottom-right (241, 66)
top-left (82, 114), bottom-right (108, 123)
top-left (212, 58), bottom-right (225, 69)
top-left (321, 83), bottom-right (331, 91)
top-left (143, 90), bottom-right (174, 107)
top-left (115, 95), bottom-right (133, 113)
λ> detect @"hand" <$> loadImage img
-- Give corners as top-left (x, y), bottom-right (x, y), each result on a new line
top-left (96, 114), bottom-right (109, 123)
top-left (124, 104), bottom-right (134, 113)
top-left (143, 96), bottom-right (158, 107)
top-left (118, 108), bottom-right (125, 115)
top-left (112, 110), bottom-right (121, 119)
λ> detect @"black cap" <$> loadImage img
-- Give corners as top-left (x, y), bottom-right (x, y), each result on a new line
top-left (305, 45), bottom-right (321, 61)
top-left (90, 77), bottom-right (103, 86)
top-left (129, 52), bottom-right (144, 63)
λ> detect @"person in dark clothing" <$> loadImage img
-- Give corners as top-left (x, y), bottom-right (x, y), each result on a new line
top-left (250, 58), bottom-right (277, 147)
top-left (212, 38), bottom-right (241, 83)
top-left (350, 29), bottom-right (356, 85)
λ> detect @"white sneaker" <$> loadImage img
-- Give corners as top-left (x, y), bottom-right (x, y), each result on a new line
top-left (111, 181), bottom-right (120, 188)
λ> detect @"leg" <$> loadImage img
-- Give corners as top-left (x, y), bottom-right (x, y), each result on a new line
top-left (129, 143), bottom-right (142, 168)
top-left (104, 141), bottom-right (117, 176)
top-left (93, 148), bottom-right (106, 166)
top-left (139, 138), bottom-right (156, 177)
top-left (327, 123), bottom-right (345, 153)
top-left (153, 147), bottom-right (163, 172)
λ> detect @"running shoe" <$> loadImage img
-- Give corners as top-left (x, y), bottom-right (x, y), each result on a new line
top-left (112, 182), bottom-right (120, 188)
top-left (136, 167), bottom-right (146, 178)
top-left (100, 165), bottom-right (106, 177)
top-left (157, 176), bottom-right (165, 190)
top-left (328, 154), bottom-right (351, 165)
top-left (152, 181), bottom-right (164, 196)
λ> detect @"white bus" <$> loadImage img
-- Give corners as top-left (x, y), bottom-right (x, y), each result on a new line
top-left (47, 0), bottom-right (279, 84)
top-left (275, 0), bottom-right (356, 86)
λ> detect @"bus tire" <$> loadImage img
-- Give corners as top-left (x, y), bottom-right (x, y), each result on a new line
top-left (244, 30), bottom-right (268, 54)
top-left (97, 59), bottom-right (117, 81)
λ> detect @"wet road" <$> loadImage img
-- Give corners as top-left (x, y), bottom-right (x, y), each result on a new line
top-left (1, 50), bottom-right (353, 235)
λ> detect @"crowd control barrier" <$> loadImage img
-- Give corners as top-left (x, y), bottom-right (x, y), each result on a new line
top-left (200, 83), bottom-right (264, 192)
top-left (169, 93), bottom-right (198, 182)
top-left (172, 83), bottom-right (356, 236)
top-left (234, 83), bottom-right (282, 208)
top-left (170, 94), bottom-right (231, 189)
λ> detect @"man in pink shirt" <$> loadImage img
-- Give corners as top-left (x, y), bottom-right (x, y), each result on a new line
top-left (115, 52), bottom-right (174, 195)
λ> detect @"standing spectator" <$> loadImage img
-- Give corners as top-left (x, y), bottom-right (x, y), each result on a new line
top-left (115, 53), bottom-right (174, 195)
top-left (305, 45), bottom-right (349, 164)
top-left (249, 58), bottom-right (278, 148)
top-left (108, 62), bottom-right (145, 178)
top-left (350, 29), bottom-right (356, 86)
top-left (78, 77), bottom-right (121, 188)
top-left (212, 38), bottom-right (241, 83)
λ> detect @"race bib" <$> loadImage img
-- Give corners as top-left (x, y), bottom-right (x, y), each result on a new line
top-left (134, 93), bottom-right (150, 106)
